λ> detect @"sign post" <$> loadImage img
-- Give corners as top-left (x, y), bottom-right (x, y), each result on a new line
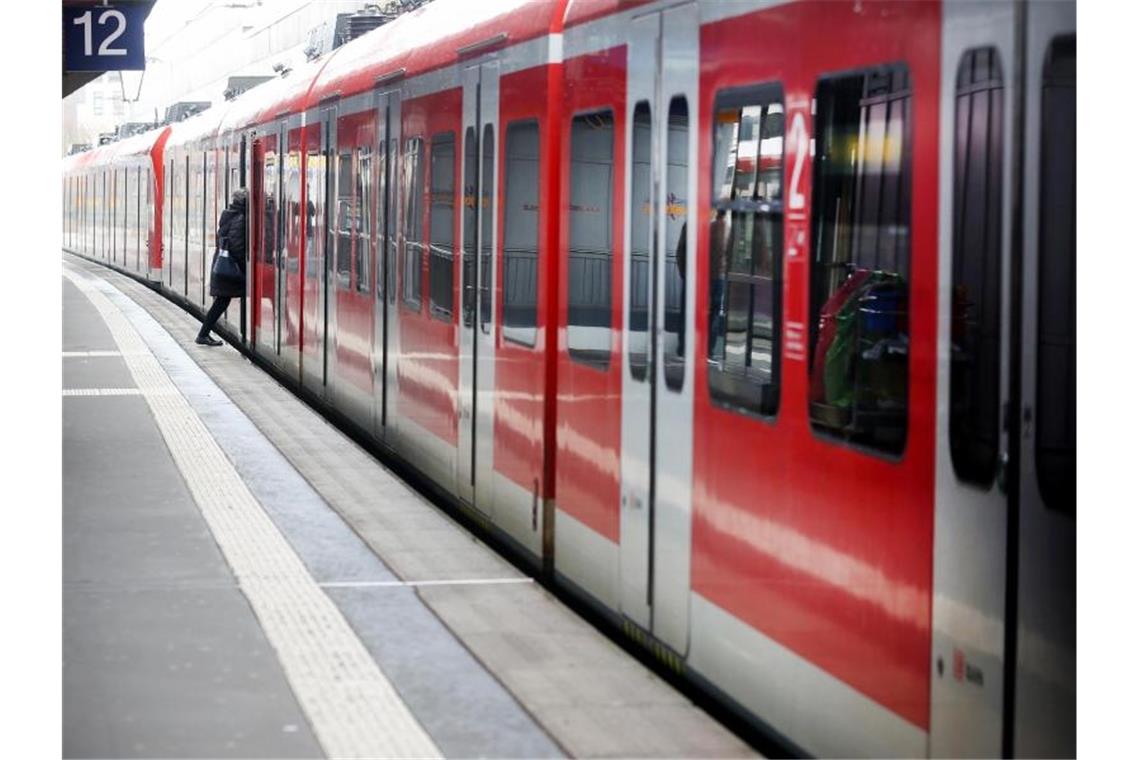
top-left (63, 3), bottom-right (147, 72)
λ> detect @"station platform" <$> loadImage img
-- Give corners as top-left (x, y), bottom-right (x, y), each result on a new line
top-left (61, 253), bottom-right (757, 759)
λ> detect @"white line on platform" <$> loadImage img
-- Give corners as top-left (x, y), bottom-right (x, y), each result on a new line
top-left (63, 388), bottom-right (142, 396)
top-left (319, 577), bottom-right (535, 589)
top-left (62, 264), bottom-right (441, 760)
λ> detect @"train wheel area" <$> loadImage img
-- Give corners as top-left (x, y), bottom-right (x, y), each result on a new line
top-left (61, 252), bottom-right (756, 759)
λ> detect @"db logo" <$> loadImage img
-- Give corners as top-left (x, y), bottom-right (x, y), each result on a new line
top-left (952, 648), bottom-right (985, 686)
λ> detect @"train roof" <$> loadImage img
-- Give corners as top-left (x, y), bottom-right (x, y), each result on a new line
top-left (67, 0), bottom-right (594, 167)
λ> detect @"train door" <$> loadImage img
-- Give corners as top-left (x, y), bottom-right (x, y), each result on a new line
top-left (301, 108), bottom-right (332, 395)
top-left (619, 4), bottom-right (698, 654)
top-left (254, 123), bottom-right (285, 362)
top-left (932, 3), bottom-right (1018, 756)
top-left (374, 89), bottom-right (400, 437)
top-left (1014, 2), bottom-right (1075, 755)
top-left (932, 3), bottom-right (1076, 756)
top-left (457, 62), bottom-right (500, 511)
top-left (324, 102), bottom-right (343, 401)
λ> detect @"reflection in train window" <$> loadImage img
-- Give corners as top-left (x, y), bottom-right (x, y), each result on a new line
top-left (356, 147), bottom-right (372, 294)
top-left (463, 127), bottom-right (477, 327)
top-left (707, 83), bottom-right (784, 417)
top-left (305, 137), bottom-right (326, 281)
top-left (385, 138), bottom-right (397, 303)
top-left (335, 150), bottom-right (354, 288)
top-left (951, 48), bottom-right (1004, 487)
top-left (1036, 35), bottom-right (1076, 515)
top-left (402, 137), bottom-right (424, 310)
top-left (429, 132), bottom-right (455, 320)
top-left (663, 96), bottom-right (689, 392)
top-left (261, 154), bottom-right (278, 265)
top-left (809, 65), bottom-right (912, 456)
top-left (502, 119), bottom-right (540, 346)
top-left (480, 123), bottom-right (495, 334)
top-left (568, 110), bottom-right (615, 369)
top-left (628, 102), bottom-right (651, 380)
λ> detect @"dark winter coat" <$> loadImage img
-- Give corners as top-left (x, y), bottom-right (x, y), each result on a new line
top-left (210, 198), bottom-right (248, 298)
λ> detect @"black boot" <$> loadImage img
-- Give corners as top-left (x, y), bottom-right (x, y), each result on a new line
top-left (195, 335), bottom-right (223, 346)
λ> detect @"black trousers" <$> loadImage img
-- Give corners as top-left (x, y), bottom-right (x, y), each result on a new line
top-left (198, 296), bottom-right (232, 339)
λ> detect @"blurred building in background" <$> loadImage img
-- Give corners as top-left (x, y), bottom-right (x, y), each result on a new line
top-left (63, 0), bottom-right (428, 154)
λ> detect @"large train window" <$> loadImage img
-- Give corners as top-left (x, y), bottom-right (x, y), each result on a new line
top-left (402, 137), bottom-right (424, 310)
top-left (950, 48), bottom-right (1004, 487)
top-left (568, 110), bottom-right (615, 369)
top-left (809, 64), bottom-right (912, 456)
top-left (1036, 35), bottom-right (1076, 515)
top-left (334, 150), bottom-right (354, 289)
top-left (628, 102), bottom-right (651, 379)
top-left (502, 119), bottom-right (540, 347)
top-left (707, 83), bottom-right (784, 417)
top-left (429, 132), bottom-right (456, 320)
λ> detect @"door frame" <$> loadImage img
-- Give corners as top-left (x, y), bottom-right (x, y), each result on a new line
top-left (618, 2), bottom-right (698, 654)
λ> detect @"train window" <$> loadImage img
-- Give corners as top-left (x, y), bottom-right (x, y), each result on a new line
top-left (568, 110), bottom-right (615, 369)
top-left (402, 137), bottom-right (424, 310)
top-left (356, 147), bottom-right (372, 294)
top-left (305, 136), bottom-right (326, 282)
top-left (628, 102), bottom-right (651, 378)
top-left (1036, 35), bottom-right (1076, 515)
top-left (707, 83), bottom-right (785, 418)
top-left (386, 138), bottom-right (398, 304)
top-left (809, 64), bottom-right (912, 456)
top-left (429, 131), bottom-right (456, 320)
top-left (950, 48), bottom-right (1004, 487)
top-left (463, 127), bottom-right (477, 327)
top-left (502, 119), bottom-right (540, 347)
top-left (335, 150), bottom-right (354, 289)
top-left (663, 96), bottom-right (690, 392)
top-left (480, 123), bottom-right (495, 334)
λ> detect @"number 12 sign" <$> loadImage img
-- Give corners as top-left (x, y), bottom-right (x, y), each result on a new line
top-left (64, 3), bottom-right (146, 72)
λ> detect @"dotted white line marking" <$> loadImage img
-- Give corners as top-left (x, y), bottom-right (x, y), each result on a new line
top-left (63, 388), bottom-right (143, 397)
top-left (63, 350), bottom-right (138, 357)
top-left (319, 578), bottom-right (534, 589)
top-left (63, 265), bottom-right (441, 760)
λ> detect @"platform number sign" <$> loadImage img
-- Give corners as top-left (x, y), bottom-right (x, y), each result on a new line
top-left (64, 3), bottom-right (146, 72)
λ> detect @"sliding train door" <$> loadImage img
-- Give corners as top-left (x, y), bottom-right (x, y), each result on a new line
top-left (932, 3), bottom-right (1017, 755)
top-left (374, 89), bottom-right (400, 438)
top-left (619, 3), bottom-right (698, 654)
top-left (457, 61), bottom-right (500, 512)
top-left (932, 3), bottom-right (1075, 756)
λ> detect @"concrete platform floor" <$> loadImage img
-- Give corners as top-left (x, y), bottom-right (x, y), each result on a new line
top-left (62, 253), bottom-right (757, 759)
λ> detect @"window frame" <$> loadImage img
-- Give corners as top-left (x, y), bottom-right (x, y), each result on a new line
top-left (806, 62), bottom-right (915, 460)
top-left (428, 130), bottom-right (457, 322)
top-left (401, 135), bottom-right (425, 311)
top-left (566, 107), bottom-right (617, 371)
top-left (501, 117), bottom-right (542, 348)
top-left (705, 82), bottom-right (787, 422)
top-left (1034, 34), bottom-right (1076, 516)
top-left (949, 47), bottom-right (1005, 488)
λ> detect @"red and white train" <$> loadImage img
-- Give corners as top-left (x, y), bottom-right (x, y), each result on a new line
top-left (62, 1), bottom-right (1076, 756)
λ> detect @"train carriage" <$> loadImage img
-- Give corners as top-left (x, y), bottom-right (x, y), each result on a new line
top-left (62, 1), bottom-right (1077, 756)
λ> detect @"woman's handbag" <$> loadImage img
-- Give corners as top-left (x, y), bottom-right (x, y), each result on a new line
top-left (211, 248), bottom-right (245, 290)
